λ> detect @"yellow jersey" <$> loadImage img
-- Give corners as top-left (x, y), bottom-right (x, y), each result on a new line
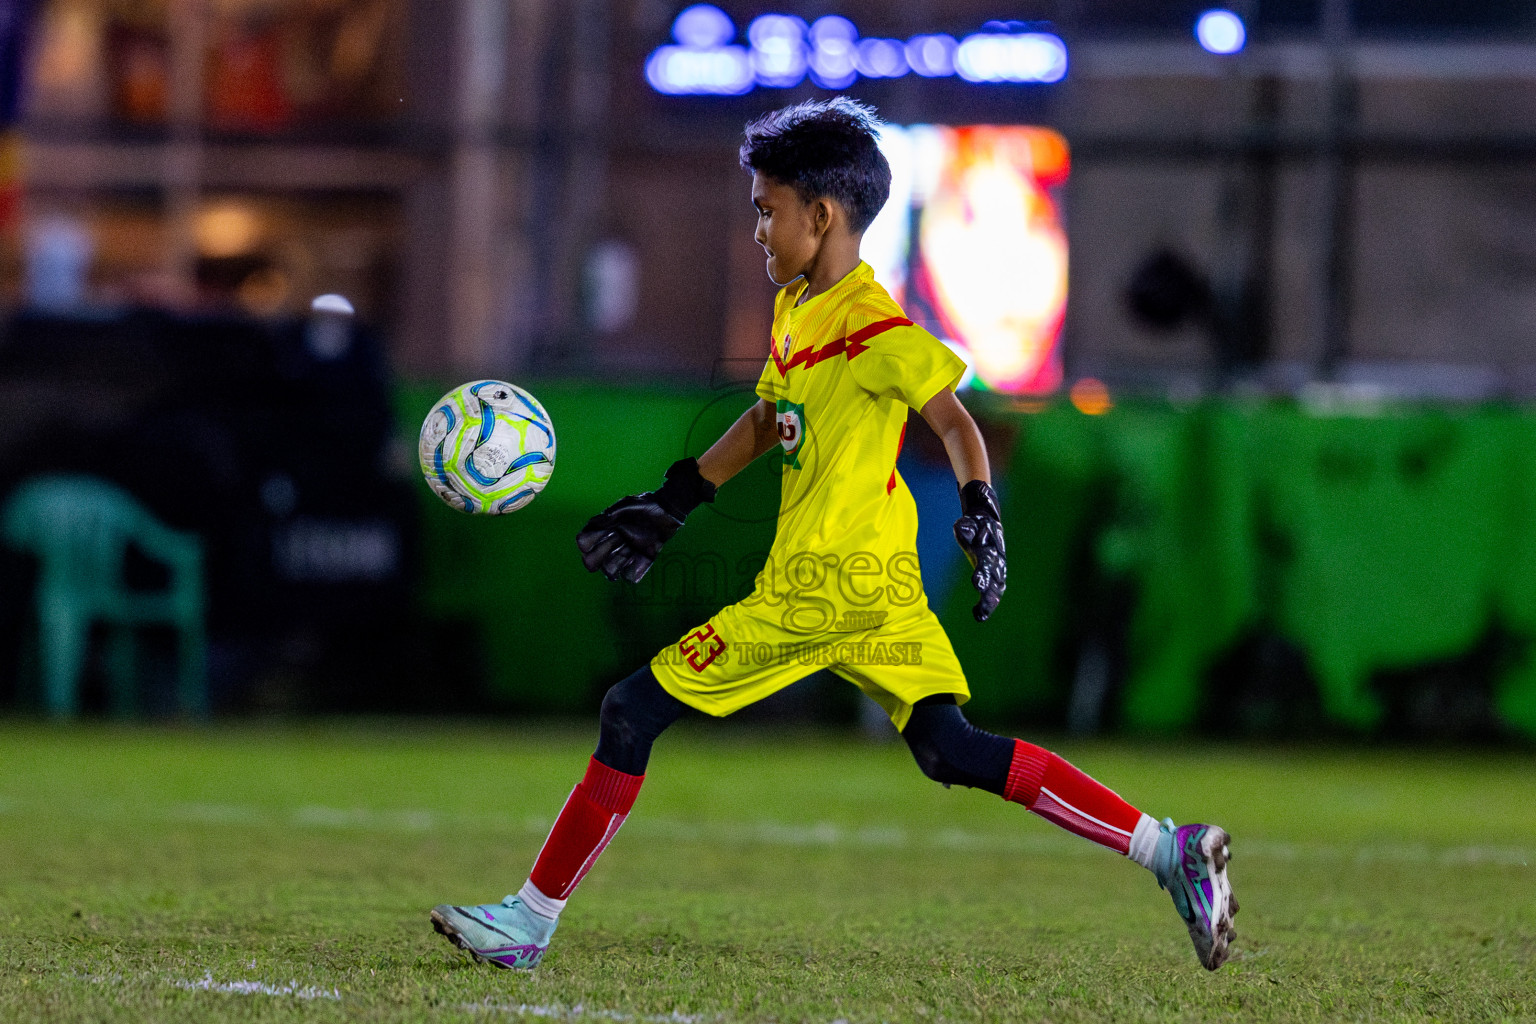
top-left (650, 261), bottom-right (971, 727)
top-left (746, 260), bottom-right (968, 634)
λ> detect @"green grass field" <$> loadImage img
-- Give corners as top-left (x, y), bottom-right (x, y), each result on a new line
top-left (1, 723), bottom-right (1532, 1023)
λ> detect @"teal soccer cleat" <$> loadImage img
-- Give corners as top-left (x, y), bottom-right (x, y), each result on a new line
top-left (1154, 819), bottom-right (1239, 970)
top-left (430, 896), bottom-right (557, 970)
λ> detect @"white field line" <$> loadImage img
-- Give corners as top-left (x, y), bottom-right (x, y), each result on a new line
top-left (462, 1000), bottom-right (717, 1023)
top-left (72, 972), bottom-right (757, 1021)
top-left (176, 972), bottom-right (341, 1001)
top-left (5, 797), bottom-right (1529, 867)
top-left (73, 971), bottom-right (340, 1001)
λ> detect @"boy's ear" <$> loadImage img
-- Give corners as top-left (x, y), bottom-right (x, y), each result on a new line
top-left (811, 197), bottom-right (839, 237)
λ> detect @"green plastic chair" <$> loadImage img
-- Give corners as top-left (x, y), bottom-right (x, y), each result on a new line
top-left (2, 474), bottom-right (207, 719)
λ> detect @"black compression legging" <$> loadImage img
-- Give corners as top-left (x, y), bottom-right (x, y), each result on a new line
top-left (593, 666), bottom-right (689, 775)
top-left (900, 694), bottom-right (1015, 795)
top-left (593, 667), bottom-right (1014, 795)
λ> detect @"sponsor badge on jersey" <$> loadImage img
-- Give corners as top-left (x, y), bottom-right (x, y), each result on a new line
top-left (775, 399), bottom-right (807, 469)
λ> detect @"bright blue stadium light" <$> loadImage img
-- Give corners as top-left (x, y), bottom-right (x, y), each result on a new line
top-left (647, 4), bottom-right (751, 95)
top-left (644, 10), bottom-right (1070, 95)
top-left (645, 45), bottom-right (753, 95)
top-left (856, 38), bottom-right (909, 79)
top-left (808, 15), bottom-right (859, 89)
top-left (748, 13), bottom-right (805, 47)
top-left (672, 4), bottom-right (734, 47)
top-left (809, 14), bottom-right (857, 45)
top-left (905, 34), bottom-right (957, 77)
top-left (749, 14), bottom-right (808, 87)
top-left (1196, 9), bottom-right (1246, 54)
top-left (955, 31), bottom-right (1067, 84)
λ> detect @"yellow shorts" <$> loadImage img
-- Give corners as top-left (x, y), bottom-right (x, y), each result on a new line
top-left (650, 598), bottom-right (969, 731)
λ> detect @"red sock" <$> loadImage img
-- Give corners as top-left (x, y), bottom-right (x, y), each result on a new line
top-left (527, 758), bottom-right (643, 903)
top-left (1003, 740), bottom-right (1144, 855)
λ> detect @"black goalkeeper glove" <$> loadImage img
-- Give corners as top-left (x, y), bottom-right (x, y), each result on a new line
top-left (953, 479), bottom-right (1006, 622)
top-left (576, 457), bottom-right (717, 583)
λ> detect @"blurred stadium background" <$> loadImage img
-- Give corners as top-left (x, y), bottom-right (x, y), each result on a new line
top-left (1, 0), bottom-right (1535, 747)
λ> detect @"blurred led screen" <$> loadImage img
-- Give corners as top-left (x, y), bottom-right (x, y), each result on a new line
top-left (646, 7), bottom-right (1067, 95)
top-left (866, 125), bottom-right (1069, 395)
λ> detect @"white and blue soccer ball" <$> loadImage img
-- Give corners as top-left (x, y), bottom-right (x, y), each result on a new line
top-left (418, 380), bottom-right (556, 514)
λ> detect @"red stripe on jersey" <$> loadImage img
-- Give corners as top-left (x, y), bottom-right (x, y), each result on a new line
top-left (772, 317), bottom-right (913, 377)
top-left (887, 421), bottom-right (907, 495)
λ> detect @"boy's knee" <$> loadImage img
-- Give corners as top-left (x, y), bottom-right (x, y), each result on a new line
top-left (599, 683), bottom-right (641, 744)
top-left (906, 733), bottom-right (962, 786)
top-left (598, 668), bottom-right (685, 758)
top-left (901, 702), bottom-right (1011, 795)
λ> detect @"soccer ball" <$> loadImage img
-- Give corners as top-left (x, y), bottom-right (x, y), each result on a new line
top-left (418, 380), bottom-right (556, 514)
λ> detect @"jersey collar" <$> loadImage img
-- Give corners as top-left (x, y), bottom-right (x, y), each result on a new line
top-left (772, 263), bottom-right (909, 378)
top-left (786, 261), bottom-right (873, 323)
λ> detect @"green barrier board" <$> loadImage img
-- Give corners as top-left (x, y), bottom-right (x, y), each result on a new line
top-left (398, 383), bottom-right (1536, 739)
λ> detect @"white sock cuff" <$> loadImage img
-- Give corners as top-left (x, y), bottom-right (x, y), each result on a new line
top-left (517, 880), bottom-right (566, 921)
top-left (1127, 813), bottom-right (1161, 871)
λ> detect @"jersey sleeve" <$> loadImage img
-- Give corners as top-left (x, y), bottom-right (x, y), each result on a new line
top-left (847, 320), bottom-right (968, 411)
top-left (755, 357), bottom-right (784, 402)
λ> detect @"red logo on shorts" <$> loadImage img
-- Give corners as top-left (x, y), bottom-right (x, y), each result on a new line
top-left (680, 624), bottom-right (726, 672)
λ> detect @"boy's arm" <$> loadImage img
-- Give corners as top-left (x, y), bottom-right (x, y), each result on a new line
top-left (919, 389), bottom-right (1006, 622)
top-left (919, 389), bottom-right (991, 487)
top-left (698, 398), bottom-right (779, 487)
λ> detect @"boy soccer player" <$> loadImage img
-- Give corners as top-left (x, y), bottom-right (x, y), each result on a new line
top-left (431, 98), bottom-right (1238, 972)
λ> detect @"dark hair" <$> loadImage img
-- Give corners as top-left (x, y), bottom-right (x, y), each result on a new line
top-left (739, 97), bottom-right (891, 233)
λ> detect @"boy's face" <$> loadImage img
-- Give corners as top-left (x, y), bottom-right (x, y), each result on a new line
top-left (751, 172), bottom-right (827, 287)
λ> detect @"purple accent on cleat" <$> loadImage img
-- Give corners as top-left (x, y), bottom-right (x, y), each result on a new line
top-left (1176, 825), bottom-right (1219, 925)
top-left (1156, 820), bottom-right (1238, 971)
top-left (486, 944), bottom-right (549, 968)
top-left (429, 899), bottom-right (557, 971)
